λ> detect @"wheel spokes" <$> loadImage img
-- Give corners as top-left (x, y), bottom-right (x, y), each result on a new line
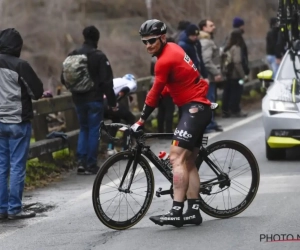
top-left (199, 145), bottom-right (256, 214)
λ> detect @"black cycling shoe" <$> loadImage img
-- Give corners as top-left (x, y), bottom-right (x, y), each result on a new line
top-left (183, 210), bottom-right (203, 226)
top-left (77, 166), bottom-right (85, 175)
top-left (149, 210), bottom-right (184, 228)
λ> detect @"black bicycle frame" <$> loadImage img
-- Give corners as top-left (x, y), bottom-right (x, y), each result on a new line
top-left (119, 132), bottom-right (228, 190)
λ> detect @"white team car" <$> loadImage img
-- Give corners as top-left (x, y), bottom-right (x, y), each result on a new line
top-left (258, 50), bottom-right (300, 160)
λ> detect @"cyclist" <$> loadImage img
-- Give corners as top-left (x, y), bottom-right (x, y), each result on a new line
top-left (131, 19), bottom-right (212, 227)
top-left (104, 74), bottom-right (137, 156)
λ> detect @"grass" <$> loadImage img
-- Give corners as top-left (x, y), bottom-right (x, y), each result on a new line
top-left (25, 147), bottom-right (75, 190)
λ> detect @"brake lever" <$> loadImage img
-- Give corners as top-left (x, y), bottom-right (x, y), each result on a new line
top-left (130, 129), bottom-right (144, 139)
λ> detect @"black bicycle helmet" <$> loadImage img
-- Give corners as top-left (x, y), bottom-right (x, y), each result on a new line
top-left (139, 19), bottom-right (167, 37)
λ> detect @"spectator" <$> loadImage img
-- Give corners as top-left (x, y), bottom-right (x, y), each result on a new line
top-left (266, 17), bottom-right (280, 77)
top-left (151, 37), bottom-right (176, 133)
top-left (61, 25), bottom-right (117, 175)
top-left (199, 19), bottom-right (223, 132)
top-left (232, 17), bottom-right (249, 76)
top-left (222, 17), bottom-right (249, 77)
top-left (104, 74), bottom-right (137, 156)
top-left (0, 28), bottom-right (44, 220)
top-left (178, 24), bottom-right (208, 79)
top-left (222, 30), bottom-right (248, 118)
top-left (172, 20), bottom-right (190, 43)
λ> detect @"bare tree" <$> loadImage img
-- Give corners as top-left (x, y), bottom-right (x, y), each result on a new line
top-left (0, 0), bottom-right (276, 92)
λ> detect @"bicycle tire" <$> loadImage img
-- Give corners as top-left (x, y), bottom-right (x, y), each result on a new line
top-left (197, 140), bottom-right (260, 219)
top-left (92, 151), bottom-right (155, 230)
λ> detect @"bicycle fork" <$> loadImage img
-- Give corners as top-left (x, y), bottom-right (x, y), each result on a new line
top-left (118, 149), bottom-right (140, 193)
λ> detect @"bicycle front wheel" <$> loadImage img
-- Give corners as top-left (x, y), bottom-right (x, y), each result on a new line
top-left (197, 140), bottom-right (260, 219)
top-left (92, 151), bottom-right (155, 230)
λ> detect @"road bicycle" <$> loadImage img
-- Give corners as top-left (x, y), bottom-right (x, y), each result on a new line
top-left (92, 121), bottom-right (260, 230)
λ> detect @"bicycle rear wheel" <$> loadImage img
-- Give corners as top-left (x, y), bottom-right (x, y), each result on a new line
top-left (196, 140), bottom-right (260, 219)
top-left (92, 151), bottom-right (154, 230)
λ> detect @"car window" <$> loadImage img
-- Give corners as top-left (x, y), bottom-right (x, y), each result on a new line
top-left (277, 53), bottom-right (300, 80)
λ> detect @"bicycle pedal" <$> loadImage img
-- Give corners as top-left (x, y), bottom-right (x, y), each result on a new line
top-left (156, 188), bottom-right (162, 197)
top-left (156, 187), bottom-right (171, 198)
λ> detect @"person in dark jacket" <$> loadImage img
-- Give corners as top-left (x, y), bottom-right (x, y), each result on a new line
top-left (172, 20), bottom-right (190, 44)
top-left (222, 17), bottom-right (249, 77)
top-left (0, 28), bottom-right (44, 220)
top-left (222, 30), bottom-right (248, 118)
top-left (61, 26), bottom-right (117, 175)
top-left (178, 24), bottom-right (208, 79)
top-left (232, 17), bottom-right (250, 76)
top-left (266, 17), bottom-right (280, 77)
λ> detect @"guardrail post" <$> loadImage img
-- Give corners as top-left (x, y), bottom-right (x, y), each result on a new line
top-left (64, 108), bottom-right (79, 153)
top-left (32, 114), bottom-right (54, 162)
top-left (136, 76), bottom-right (152, 112)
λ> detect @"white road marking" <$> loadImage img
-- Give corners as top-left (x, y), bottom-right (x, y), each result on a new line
top-left (206, 112), bottom-right (263, 139)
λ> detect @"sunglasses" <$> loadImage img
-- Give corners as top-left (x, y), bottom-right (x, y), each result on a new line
top-left (141, 36), bottom-right (161, 45)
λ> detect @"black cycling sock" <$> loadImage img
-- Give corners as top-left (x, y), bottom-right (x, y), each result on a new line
top-left (171, 201), bottom-right (184, 215)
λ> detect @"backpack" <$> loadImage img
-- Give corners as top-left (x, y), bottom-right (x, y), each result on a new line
top-left (62, 50), bottom-right (95, 93)
top-left (220, 49), bottom-right (234, 78)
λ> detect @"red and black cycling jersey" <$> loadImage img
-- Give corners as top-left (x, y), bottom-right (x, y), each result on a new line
top-left (145, 42), bottom-right (211, 108)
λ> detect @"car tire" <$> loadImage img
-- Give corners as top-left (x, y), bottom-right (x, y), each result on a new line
top-left (266, 142), bottom-right (286, 160)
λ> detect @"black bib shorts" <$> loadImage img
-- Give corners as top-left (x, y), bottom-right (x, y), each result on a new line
top-left (171, 102), bottom-right (212, 151)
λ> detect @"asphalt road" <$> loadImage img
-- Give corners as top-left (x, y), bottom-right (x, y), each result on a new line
top-left (1, 109), bottom-right (300, 250)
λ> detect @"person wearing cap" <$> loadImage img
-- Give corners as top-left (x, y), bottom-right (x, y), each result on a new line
top-left (230, 17), bottom-right (249, 76)
top-left (233, 17), bottom-right (245, 34)
top-left (178, 24), bottom-right (208, 80)
top-left (222, 17), bottom-right (249, 74)
top-left (220, 17), bottom-right (249, 118)
top-left (61, 25), bottom-right (117, 175)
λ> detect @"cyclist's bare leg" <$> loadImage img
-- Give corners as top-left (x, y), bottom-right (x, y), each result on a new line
top-left (182, 147), bottom-right (203, 225)
top-left (185, 148), bottom-right (200, 199)
top-left (149, 145), bottom-right (192, 227)
top-left (169, 145), bottom-right (193, 202)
